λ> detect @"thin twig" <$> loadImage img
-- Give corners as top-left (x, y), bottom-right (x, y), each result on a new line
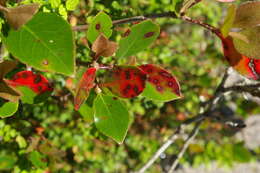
top-left (167, 121), bottom-right (202, 173)
top-left (136, 126), bottom-right (182, 173)
top-left (72, 12), bottom-right (177, 31)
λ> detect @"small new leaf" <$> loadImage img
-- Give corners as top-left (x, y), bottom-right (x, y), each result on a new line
top-left (4, 3), bottom-right (40, 30)
top-left (92, 34), bottom-right (117, 59)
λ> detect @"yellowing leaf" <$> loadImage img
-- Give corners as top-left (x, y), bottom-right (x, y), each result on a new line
top-left (221, 4), bottom-right (236, 37)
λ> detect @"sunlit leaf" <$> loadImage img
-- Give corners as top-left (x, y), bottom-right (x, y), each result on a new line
top-left (66, 0), bottom-right (79, 11)
top-left (0, 99), bottom-right (19, 118)
top-left (116, 20), bottom-right (160, 58)
top-left (233, 1), bottom-right (260, 29)
top-left (93, 94), bottom-right (130, 144)
top-left (87, 11), bottom-right (112, 43)
top-left (102, 66), bottom-right (147, 98)
top-left (3, 12), bottom-right (75, 76)
top-left (139, 64), bottom-right (182, 101)
top-left (233, 26), bottom-right (260, 60)
top-left (74, 67), bottom-right (96, 110)
top-left (4, 3), bottom-right (40, 30)
top-left (221, 4), bottom-right (236, 37)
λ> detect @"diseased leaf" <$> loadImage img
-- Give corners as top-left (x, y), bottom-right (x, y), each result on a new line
top-left (233, 26), bottom-right (260, 60)
top-left (221, 4), bottom-right (236, 37)
top-left (87, 11), bottom-right (113, 43)
top-left (3, 12), bottom-right (75, 76)
top-left (74, 67), bottom-right (96, 110)
top-left (4, 3), bottom-right (40, 30)
top-left (93, 94), bottom-right (130, 144)
top-left (7, 71), bottom-right (53, 94)
top-left (116, 20), bottom-right (160, 58)
top-left (0, 99), bottom-right (19, 118)
top-left (233, 1), bottom-right (260, 29)
top-left (102, 66), bottom-right (146, 98)
top-left (0, 81), bottom-right (20, 102)
top-left (92, 34), bottom-right (117, 58)
top-left (139, 64), bottom-right (182, 102)
top-left (0, 60), bottom-right (17, 79)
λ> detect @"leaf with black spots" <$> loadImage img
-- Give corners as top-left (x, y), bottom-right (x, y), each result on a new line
top-left (7, 71), bottom-right (53, 95)
top-left (87, 11), bottom-right (113, 43)
top-left (116, 20), bottom-right (160, 58)
top-left (102, 66), bottom-right (146, 98)
top-left (139, 64), bottom-right (182, 102)
top-left (3, 3), bottom-right (40, 30)
top-left (74, 67), bottom-right (96, 110)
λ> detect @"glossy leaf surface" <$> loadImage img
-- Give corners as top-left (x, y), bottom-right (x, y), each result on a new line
top-left (87, 11), bottom-right (113, 43)
top-left (93, 94), bottom-right (130, 144)
top-left (102, 66), bottom-right (146, 98)
top-left (3, 12), bottom-right (75, 76)
top-left (140, 64), bottom-right (182, 101)
top-left (116, 20), bottom-right (160, 58)
top-left (74, 67), bottom-right (96, 110)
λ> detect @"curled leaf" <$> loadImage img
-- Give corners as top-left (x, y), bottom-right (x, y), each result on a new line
top-left (0, 81), bottom-right (20, 102)
top-left (74, 67), bottom-right (96, 110)
top-left (4, 3), bottom-right (40, 30)
top-left (0, 60), bottom-right (17, 79)
top-left (92, 34), bottom-right (117, 58)
top-left (102, 66), bottom-right (147, 98)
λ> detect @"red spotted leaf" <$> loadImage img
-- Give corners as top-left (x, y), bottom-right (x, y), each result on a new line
top-left (139, 64), bottom-right (182, 101)
top-left (7, 71), bottom-right (53, 94)
top-left (102, 66), bottom-right (146, 98)
top-left (74, 67), bottom-right (96, 110)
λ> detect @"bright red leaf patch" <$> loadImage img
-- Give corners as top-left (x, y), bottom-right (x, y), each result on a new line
top-left (74, 67), bottom-right (96, 110)
top-left (102, 66), bottom-right (146, 98)
top-left (139, 64), bottom-right (181, 96)
top-left (7, 71), bottom-right (53, 94)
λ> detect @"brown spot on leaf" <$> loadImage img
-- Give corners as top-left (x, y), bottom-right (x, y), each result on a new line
top-left (42, 60), bottom-right (48, 66)
top-left (112, 97), bottom-right (118, 100)
top-left (156, 85), bottom-right (163, 92)
top-left (144, 32), bottom-right (154, 38)
top-left (122, 29), bottom-right (131, 37)
top-left (34, 75), bottom-right (42, 84)
top-left (21, 72), bottom-right (28, 78)
top-left (95, 23), bottom-right (101, 30)
top-left (125, 70), bottom-right (131, 79)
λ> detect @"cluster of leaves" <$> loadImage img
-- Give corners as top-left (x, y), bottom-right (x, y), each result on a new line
top-left (0, 0), bottom-right (260, 172)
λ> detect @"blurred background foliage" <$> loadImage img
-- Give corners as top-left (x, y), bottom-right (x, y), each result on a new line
top-left (1, 0), bottom-right (260, 172)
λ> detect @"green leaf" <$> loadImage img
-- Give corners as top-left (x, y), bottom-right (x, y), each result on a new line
top-left (233, 1), bottom-right (260, 29)
top-left (221, 4), bottom-right (236, 37)
top-left (49, 0), bottom-right (61, 8)
top-left (2, 12), bottom-right (75, 76)
top-left (0, 154), bottom-right (17, 170)
top-left (233, 26), bottom-right (260, 59)
top-left (87, 11), bottom-right (112, 43)
top-left (16, 135), bottom-right (27, 148)
top-left (28, 151), bottom-right (47, 169)
top-left (0, 100), bottom-right (19, 118)
top-left (233, 143), bottom-right (252, 162)
top-left (116, 20), bottom-right (160, 58)
top-left (17, 86), bottom-right (37, 104)
top-left (93, 94), bottom-right (130, 144)
top-left (78, 103), bottom-right (94, 123)
top-left (66, 0), bottom-right (79, 11)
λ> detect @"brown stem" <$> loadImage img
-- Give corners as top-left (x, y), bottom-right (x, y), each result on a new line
top-left (0, 4), bottom-right (9, 13)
